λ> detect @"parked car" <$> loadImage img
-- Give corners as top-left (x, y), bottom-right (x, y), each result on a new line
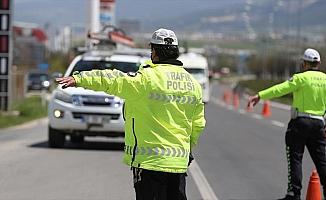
top-left (47, 50), bottom-right (149, 148)
top-left (27, 71), bottom-right (50, 91)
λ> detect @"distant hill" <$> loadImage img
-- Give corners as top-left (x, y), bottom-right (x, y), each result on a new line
top-left (13, 0), bottom-right (326, 35)
top-left (146, 0), bottom-right (326, 34)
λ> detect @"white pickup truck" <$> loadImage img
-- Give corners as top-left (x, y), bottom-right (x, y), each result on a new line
top-left (48, 50), bottom-right (148, 148)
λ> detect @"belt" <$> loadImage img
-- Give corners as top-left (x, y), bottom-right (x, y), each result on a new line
top-left (296, 112), bottom-right (325, 122)
top-left (291, 108), bottom-right (325, 123)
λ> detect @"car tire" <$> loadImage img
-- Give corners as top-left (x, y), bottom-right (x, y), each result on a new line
top-left (48, 126), bottom-right (65, 148)
top-left (70, 135), bottom-right (84, 143)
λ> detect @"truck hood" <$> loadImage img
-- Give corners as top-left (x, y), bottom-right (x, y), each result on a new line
top-left (56, 86), bottom-right (117, 98)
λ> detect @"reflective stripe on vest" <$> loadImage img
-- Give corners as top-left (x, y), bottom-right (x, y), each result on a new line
top-left (124, 145), bottom-right (190, 158)
top-left (148, 92), bottom-right (197, 104)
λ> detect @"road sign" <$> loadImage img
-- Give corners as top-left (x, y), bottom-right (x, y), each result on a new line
top-left (0, 0), bottom-right (12, 111)
top-left (100, 0), bottom-right (115, 27)
top-left (38, 63), bottom-right (49, 71)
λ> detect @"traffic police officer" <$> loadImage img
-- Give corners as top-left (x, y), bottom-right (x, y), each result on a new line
top-left (56, 28), bottom-right (206, 200)
top-left (247, 48), bottom-right (326, 200)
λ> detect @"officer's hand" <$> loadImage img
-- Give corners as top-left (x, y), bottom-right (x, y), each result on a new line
top-left (247, 94), bottom-right (260, 109)
top-left (56, 76), bottom-right (76, 89)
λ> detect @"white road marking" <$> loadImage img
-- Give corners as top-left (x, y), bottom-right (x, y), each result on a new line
top-left (271, 120), bottom-right (285, 128)
top-left (189, 160), bottom-right (219, 200)
top-left (212, 96), bottom-right (286, 130)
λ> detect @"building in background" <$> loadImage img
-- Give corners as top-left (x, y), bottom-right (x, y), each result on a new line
top-left (53, 26), bottom-right (71, 53)
top-left (13, 22), bottom-right (48, 71)
top-left (11, 22), bottom-right (48, 101)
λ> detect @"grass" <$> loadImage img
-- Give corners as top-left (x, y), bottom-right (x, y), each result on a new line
top-left (0, 96), bottom-right (47, 129)
top-left (237, 79), bottom-right (293, 105)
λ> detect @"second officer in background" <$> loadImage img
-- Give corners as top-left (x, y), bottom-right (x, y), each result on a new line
top-left (248, 48), bottom-right (326, 200)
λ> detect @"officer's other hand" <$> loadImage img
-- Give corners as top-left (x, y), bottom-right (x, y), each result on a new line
top-left (56, 76), bottom-right (76, 89)
top-left (247, 94), bottom-right (260, 109)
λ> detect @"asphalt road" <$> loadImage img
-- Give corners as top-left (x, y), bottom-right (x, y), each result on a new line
top-left (0, 81), bottom-right (319, 200)
top-left (196, 81), bottom-right (315, 200)
top-left (0, 119), bottom-right (135, 200)
top-left (0, 116), bottom-right (200, 200)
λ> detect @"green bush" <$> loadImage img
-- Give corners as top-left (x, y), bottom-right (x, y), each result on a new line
top-left (0, 96), bottom-right (47, 129)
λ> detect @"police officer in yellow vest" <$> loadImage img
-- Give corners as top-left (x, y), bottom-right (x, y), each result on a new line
top-left (56, 28), bottom-right (206, 200)
top-left (247, 48), bottom-right (326, 200)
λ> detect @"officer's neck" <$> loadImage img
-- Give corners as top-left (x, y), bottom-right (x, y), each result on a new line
top-left (302, 68), bottom-right (320, 72)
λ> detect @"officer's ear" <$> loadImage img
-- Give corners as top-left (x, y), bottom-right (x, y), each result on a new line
top-left (151, 48), bottom-right (159, 62)
top-left (300, 61), bottom-right (305, 71)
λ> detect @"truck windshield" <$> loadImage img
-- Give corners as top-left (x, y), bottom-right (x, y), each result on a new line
top-left (184, 68), bottom-right (206, 80)
top-left (71, 60), bottom-right (140, 75)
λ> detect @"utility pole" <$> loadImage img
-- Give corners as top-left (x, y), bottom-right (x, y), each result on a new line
top-left (0, 0), bottom-right (12, 111)
top-left (87, 0), bottom-right (100, 33)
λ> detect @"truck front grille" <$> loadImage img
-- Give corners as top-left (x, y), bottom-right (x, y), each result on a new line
top-left (72, 112), bottom-right (120, 120)
top-left (81, 95), bottom-right (114, 107)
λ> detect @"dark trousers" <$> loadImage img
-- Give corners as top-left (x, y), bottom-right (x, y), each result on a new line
top-left (133, 168), bottom-right (187, 200)
top-left (285, 117), bottom-right (326, 197)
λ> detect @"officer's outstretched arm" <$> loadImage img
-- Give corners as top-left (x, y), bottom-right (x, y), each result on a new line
top-left (258, 74), bottom-right (303, 100)
top-left (72, 69), bottom-right (146, 100)
top-left (190, 101), bottom-right (206, 150)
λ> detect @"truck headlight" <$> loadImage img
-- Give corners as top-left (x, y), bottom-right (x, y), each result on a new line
top-left (54, 91), bottom-right (72, 103)
top-left (42, 80), bottom-right (50, 87)
top-left (53, 109), bottom-right (64, 118)
top-left (113, 97), bottom-right (123, 108)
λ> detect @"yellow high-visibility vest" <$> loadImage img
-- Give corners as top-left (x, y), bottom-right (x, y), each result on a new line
top-left (73, 60), bottom-right (206, 173)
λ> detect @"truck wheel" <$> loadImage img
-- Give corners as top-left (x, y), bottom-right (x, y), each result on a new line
top-left (70, 135), bottom-right (84, 143)
top-left (48, 126), bottom-right (65, 148)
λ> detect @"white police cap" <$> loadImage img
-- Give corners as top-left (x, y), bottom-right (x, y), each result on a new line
top-left (150, 28), bottom-right (178, 46)
top-left (302, 48), bottom-right (321, 62)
